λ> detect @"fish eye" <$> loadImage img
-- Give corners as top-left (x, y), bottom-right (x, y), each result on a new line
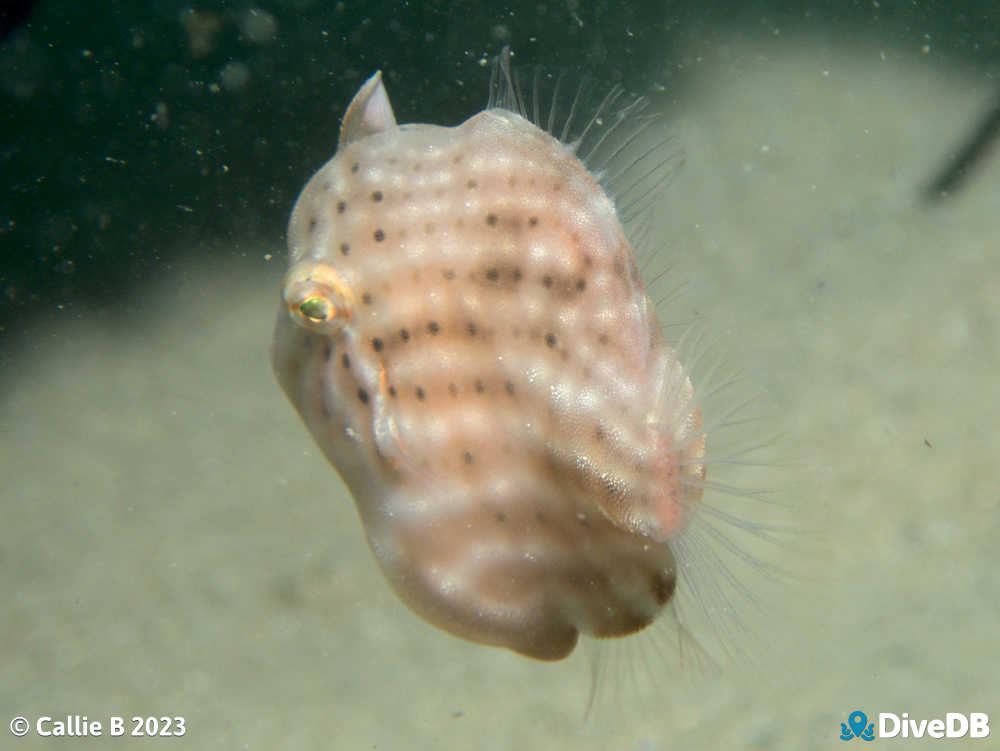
top-left (281, 263), bottom-right (353, 334)
top-left (299, 296), bottom-right (334, 324)
top-left (288, 289), bottom-right (349, 334)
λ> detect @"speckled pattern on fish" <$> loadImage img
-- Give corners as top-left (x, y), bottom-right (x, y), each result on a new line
top-left (271, 56), bottom-right (705, 660)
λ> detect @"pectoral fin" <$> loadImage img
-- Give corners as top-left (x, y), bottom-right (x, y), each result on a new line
top-left (372, 366), bottom-right (410, 473)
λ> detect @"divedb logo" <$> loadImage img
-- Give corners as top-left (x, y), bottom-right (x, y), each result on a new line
top-left (840, 710), bottom-right (990, 741)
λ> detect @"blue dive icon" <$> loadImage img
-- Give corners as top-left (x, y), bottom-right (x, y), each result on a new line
top-left (841, 710), bottom-right (876, 741)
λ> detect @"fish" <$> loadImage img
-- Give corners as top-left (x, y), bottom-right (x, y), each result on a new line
top-left (271, 53), bottom-right (707, 661)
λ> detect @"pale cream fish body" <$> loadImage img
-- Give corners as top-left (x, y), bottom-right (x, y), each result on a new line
top-left (272, 67), bottom-right (705, 660)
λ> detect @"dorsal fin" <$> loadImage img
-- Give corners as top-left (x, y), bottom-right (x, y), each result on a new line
top-left (487, 48), bottom-right (682, 269)
top-left (338, 71), bottom-right (397, 149)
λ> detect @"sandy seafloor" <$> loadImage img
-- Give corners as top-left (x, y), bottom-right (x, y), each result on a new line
top-left (3, 27), bottom-right (1000, 751)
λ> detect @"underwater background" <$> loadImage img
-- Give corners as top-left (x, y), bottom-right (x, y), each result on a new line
top-left (2, 1), bottom-right (999, 748)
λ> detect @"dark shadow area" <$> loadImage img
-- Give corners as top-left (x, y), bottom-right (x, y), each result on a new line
top-left (0, 0), bottom-right (37, 42)
top-left (1, 0), bottom-right (999, 358)
top-left (923, 92), bottom-right (1000, 200)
